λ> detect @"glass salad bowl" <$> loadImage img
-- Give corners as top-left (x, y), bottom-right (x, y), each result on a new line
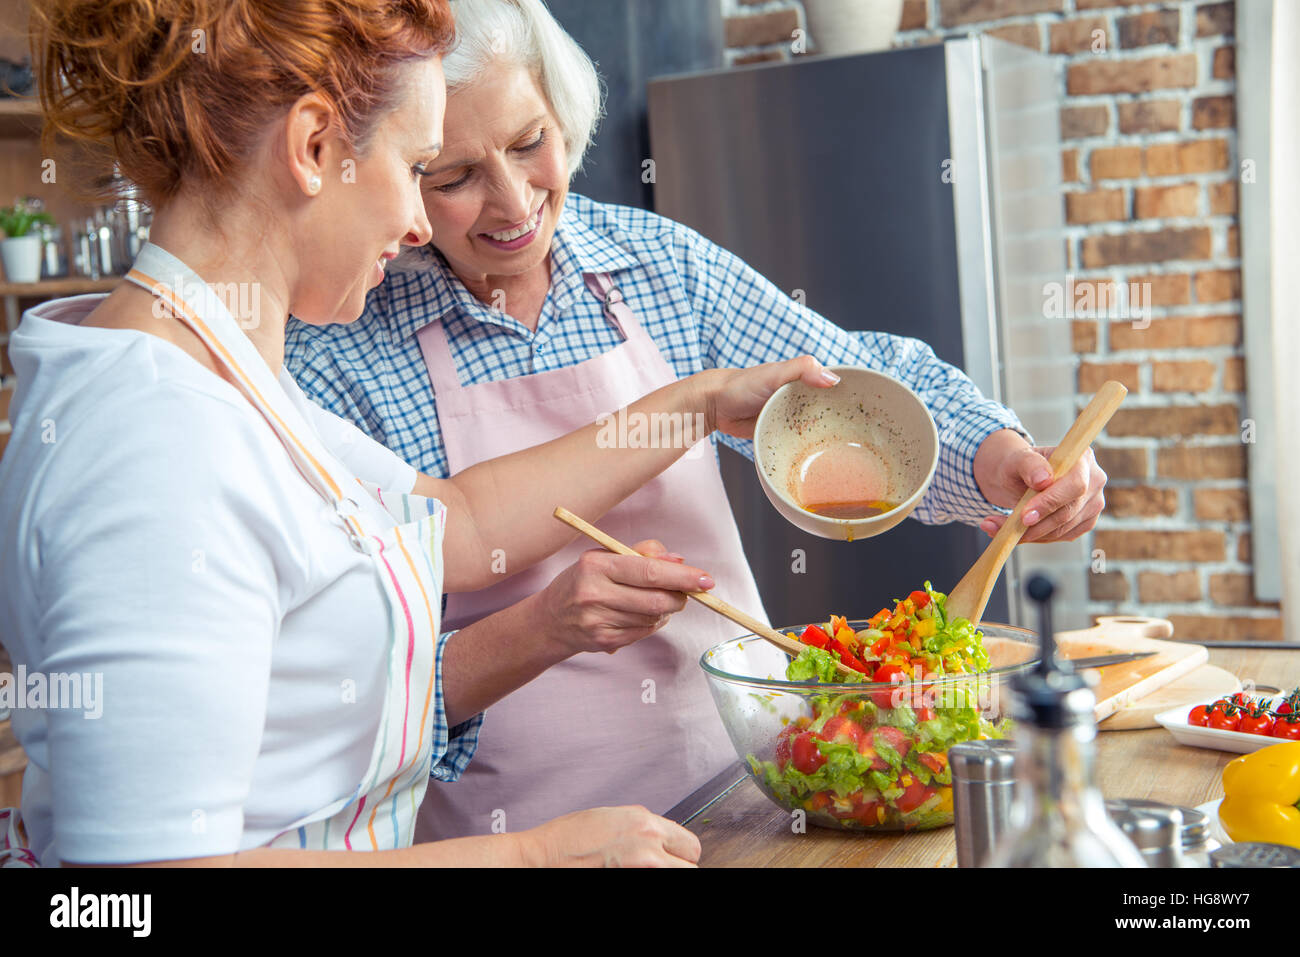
top-left (699, 621), bottom-right (1039, 832)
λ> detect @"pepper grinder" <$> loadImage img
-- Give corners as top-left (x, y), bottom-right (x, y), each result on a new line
top-left (986, 574), bottom-right (1146, 867)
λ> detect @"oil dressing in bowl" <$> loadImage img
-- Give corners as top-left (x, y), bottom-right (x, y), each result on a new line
top-left (793, 441), bottom-right (897, 520)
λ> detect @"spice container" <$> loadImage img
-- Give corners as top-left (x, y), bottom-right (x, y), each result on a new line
top-left (1107, 799), bottom-right (1184, 868)
top-left (1177, 805), bottom-right (1219, 867)
top-left (39, 223), bottom-right (67, 279)
top-left (1210, 842), bottom-right (1300, 868)
top-left (951, 739), bottom-right (1018, 868)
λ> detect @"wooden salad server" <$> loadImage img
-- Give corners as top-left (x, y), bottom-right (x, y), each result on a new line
top-left (944, 380), bottom-right (1128, 625)
top-left (553, 506), bottom-right (862, 679)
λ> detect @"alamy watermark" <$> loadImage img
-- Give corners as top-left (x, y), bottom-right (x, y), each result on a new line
top-left (150, 275), bottom-right (262, 330)
top-left (595, 408), bottom-right (709, 459)
top-left (1043, 276), bottom-right (1152, 328)
top-left (0, 666), bottom-right (103, 720)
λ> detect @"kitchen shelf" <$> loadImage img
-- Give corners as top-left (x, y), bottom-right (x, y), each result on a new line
top-left (0, 276), bottom-right (120, 297)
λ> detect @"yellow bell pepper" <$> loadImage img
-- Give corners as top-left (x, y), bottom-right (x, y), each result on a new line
top-left (935, 786), bottom-right (954, 816)
top-left (1219, 740), bottom-right (1300, 848)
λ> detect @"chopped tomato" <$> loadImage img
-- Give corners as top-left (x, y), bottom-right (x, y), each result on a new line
top-left (799, 624), bottom-right (829, 649)
top-left (846, 791), bottom-right (885, 826)
top-left (871, 665), bottom-right (909, 708)
top-left (791, 731), bottom-right (827, 774)
top-left (895, 774), bottom-right (935, 814)
top-left (871, 725), bottom-right (911, 762)
top-left (908, 590), bottom-right (930, 608)
top-left (774, 724), bottom-right (799, 770)
top-left (822, 716), bottom-right (865, 748)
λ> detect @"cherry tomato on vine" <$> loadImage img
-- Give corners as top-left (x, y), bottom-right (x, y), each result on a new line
top-left (1207, 706), bottom-right (1241, 732)
top-left (1238, 709), bottom-right (1275, 737)
top-left (1271, 714), bottom-right (1300, 740)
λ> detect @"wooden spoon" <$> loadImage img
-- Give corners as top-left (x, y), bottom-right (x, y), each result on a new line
top-left (945, 380), bottom-right (1128, 624)
top-left (553, 506), bottom-right (862, 679)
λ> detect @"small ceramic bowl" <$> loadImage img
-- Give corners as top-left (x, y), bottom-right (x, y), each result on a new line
top-left (752, 366), bottom-right (939, 541)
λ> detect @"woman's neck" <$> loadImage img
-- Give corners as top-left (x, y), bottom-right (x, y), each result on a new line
top-left (458, 257), bottom-right (552, 333)
top-left (146, 198), bottom-right (294, 373)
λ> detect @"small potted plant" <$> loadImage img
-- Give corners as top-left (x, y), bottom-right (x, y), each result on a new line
top-left (0, 199), bottom-right (55, 284)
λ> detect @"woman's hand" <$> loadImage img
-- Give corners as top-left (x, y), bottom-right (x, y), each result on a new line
top-left (519, 805), bottom-right (702, 867)
top-left (701, 356), bottom-right (841, 439)
top-left (537, 540), bottom-right (711, 658)
top-left (972, 429), bottom-right (1107, 543)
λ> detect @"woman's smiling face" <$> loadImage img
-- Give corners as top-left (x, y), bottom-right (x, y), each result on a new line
top-left (418, 63), bottom-right (570, 285)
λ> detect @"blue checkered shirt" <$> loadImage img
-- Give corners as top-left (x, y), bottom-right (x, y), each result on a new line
top-left (284, 193), bottom-right (1029, 526)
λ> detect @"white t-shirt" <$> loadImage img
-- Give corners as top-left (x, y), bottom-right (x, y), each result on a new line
top-left (0, 295), bottom-right (423, 865)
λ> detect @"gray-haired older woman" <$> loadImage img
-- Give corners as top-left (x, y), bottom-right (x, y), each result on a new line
top-left (285, 0), bottom-right (1109, 840)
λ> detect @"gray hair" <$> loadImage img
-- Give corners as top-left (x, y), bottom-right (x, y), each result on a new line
top-left (444, 0), bottom-right (604, 177)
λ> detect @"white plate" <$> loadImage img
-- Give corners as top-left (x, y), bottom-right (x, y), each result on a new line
top-left (1154, 698), bottom-right (1295, 753)
top-left (1195, 798), bottom-right (1231, 846)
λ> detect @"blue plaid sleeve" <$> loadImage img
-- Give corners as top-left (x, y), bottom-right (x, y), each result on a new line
top-left (679, 226), bottom-right (1033, 526)
top-left (429, 627), bottom-right (482, 782)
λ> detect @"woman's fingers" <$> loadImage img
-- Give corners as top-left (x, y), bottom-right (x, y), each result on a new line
top-left (657, 818), bottom-right (703, 865)
top-left (981, 455), bottom-right (1108, 543)
top-left (557, 549), bottom-right (710, 653)
top-left (631, 539), bottom-right (686, 564)
top-left (1018, 452), bottom-right (1090, 528)
top-left (580, 548), bottom-right (713, 593)
top-left (711, 356), bottom-right (839, 438)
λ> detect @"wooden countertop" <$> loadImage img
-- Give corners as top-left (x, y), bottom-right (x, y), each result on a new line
top-left (676, 646), bottom-right (1300, 868)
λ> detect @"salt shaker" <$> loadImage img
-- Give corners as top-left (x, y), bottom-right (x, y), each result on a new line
top-left (1107, 799), bottom-right (1184, 867)
top-left (950, 739), bottom-right (1018, 867)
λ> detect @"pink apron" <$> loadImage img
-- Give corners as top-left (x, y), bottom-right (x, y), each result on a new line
top-left (413, 273), bottom-right (766, 839)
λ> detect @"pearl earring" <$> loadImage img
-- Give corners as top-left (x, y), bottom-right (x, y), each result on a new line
top-left (308, 174), bottom-right (322, 194)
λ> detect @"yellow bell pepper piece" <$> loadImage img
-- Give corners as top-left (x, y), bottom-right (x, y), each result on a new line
top-left (1219, 741), bottom-right (1300, 848)
top-left (914, 618), bottom-right (937, 640)
top-left (935, 786), bottom-right (954, 815)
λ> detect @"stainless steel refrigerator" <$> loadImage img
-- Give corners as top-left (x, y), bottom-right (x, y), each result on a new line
top-left (647, 36), bottom-right (1088, 630)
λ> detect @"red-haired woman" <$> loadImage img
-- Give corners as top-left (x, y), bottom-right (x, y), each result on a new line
top-left (0, 0), bottom-right (838, 867)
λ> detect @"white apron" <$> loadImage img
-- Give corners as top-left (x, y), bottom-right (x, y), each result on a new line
top-left (413, 272), bottom-right (766, 839)
top-left (1, 243), bottom-right (451, 864)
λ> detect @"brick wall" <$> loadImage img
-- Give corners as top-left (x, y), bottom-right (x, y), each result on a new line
top-left (722, 1), bottom-right (1278, 639)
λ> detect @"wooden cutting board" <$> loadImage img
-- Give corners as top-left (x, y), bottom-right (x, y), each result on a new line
top-left (1055, 616), bottom-right (1209, 723)
top-left (1099, 664), bottom-right (1241, 730)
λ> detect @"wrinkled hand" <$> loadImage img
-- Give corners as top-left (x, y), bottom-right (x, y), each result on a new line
top-left (973, 430), bottom-right (1107, 543)
top-left (538, 539), bottom-right (711, 657)
top-left (704, 356), bottom-right (841, 439)
top-left (521, 805), bottom-right (702, 868)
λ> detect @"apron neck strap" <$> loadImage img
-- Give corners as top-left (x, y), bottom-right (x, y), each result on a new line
top-left (123, 247), bottom-right (374, 547)
top-left (582, 272), bottom-right (642, 341)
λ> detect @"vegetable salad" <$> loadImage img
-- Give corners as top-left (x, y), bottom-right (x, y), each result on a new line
top-left (748, 582), bottom-right (1007, 831)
